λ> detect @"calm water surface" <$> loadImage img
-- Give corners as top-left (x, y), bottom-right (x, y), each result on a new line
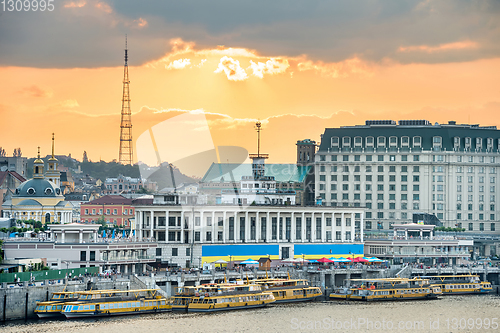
top-left (3, 295), bottom-right (500, 333)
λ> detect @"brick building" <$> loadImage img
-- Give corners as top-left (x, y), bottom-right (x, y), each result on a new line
top-left (80, 195), bottom-right (134, 227)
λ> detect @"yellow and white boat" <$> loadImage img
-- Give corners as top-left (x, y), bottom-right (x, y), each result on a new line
top-left (61, 289), bottom-right (172, 319)
top-left (425, 275), bottom-right (493, 295)
top-left (330, 278), bottom-right (442, 302)
top-left (252, 278), bottom-right (322, 303)
top-left (187, 283), bottom-right (275, 312)
top-left (35, 291), bottom-right (82, 318)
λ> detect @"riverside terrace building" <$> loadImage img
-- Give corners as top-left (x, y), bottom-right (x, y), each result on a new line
top-left (133, 193), bottom-right (364, 268)
top-left (364, 223), bottom-right (474, 265)
top-left (2, 223), bottom-right (156, 273)
top-left (315, 120), bottom-right (500, 234)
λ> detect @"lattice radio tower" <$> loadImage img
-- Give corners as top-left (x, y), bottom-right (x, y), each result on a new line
top-left (119, 35), bottom-right (133, 165)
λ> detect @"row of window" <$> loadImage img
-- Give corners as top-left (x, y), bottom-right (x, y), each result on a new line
top-left (330, 135), bottom-right (499, 150)
top-left (319, 164), bottom-right (497, 174)
top-left (364, 221), bottom-right (496, 231)
top-left (81, 219), bottom-right (129, 226)
top-left (320, 154), bottom-right (498, 164)
top-left (83, 208), bottom-right (134, 215)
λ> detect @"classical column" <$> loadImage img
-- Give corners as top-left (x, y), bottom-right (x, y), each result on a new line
top-left (135, 210), bottom-right (140, 240)
top-left (311, 213), bottom-right (316, 241)
top-left (266, 211), bottom-right (271, 242)
top-left (351, 213), bottom-right (355, 242)
top-left (291, 212), bottom-right (295, 241)
top-left (165, 210), bottom-right (169, 233)
top-left (256, 211), bottom-right (260, 241)
top-left (79, 229), bottom-right (83, 243)
top-left (277, 211), bottom-right (281, 243)
top-left (245, 211), bottom-right (249, 242)
top-left (150, 210), bottom-right (154, 240)
top-left (234, 211), bottom-right (239, 242)
top-left (200, 211), bottom-right (204, 242)
top-left (301, 212), bottom-right (306, 242)
top-left (211, 211), bottom-right (215, 244)
top-left (341, 212), bottom-right (345, 242)
top-left (61, 230), bottom-right (65, 243)
top-left (180, 211), bottom-right (185, 243)
top-left (360, 212), bottom-right (364, 242)
top-left (223, 211), bottom-right (227, 242)
top-left (321, 212), bottom-right (326, 242)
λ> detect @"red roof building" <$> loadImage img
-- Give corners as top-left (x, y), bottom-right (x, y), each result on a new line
top-left (80, 195), bottom-right (134, 227)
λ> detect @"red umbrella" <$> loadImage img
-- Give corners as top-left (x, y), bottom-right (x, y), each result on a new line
top-left (351, 257), bottom-right (369, 263)
top-left (317, 257), bottom-right (335, 263)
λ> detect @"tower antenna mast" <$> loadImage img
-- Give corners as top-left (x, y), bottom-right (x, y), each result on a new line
top-left (119, 35), bottom-right (133, 165)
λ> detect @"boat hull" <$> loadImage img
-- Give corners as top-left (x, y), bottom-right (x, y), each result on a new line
top-left (63, 308), bottom-right (170, 319)
top-left (188, 303), bottom-right (269, 313)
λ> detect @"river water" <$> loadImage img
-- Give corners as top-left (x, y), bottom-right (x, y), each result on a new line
top-left (3, 295), bottom-right (500, 333)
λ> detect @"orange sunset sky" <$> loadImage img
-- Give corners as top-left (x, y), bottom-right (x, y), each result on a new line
top-left (1, 0), bottom-right (499, 174)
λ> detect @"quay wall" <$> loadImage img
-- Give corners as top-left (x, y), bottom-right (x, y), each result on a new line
top-left (0, 278), bottom-right (135, 322)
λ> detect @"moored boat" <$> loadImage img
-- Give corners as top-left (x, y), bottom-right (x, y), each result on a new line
top-left (252, 278), bottom-right (322, 303)
top-left (187, 283), bottom-right (275, 312)
top-left (61, 289), bottom-right (172, 319)
top-left (330, 278), bottom-right (442, 302)
top-left (424, 274), bottom-right (493, 295)
top-left (35, 291), bottom-right (81, 318)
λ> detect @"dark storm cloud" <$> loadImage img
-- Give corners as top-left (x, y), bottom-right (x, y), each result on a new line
top-left (0, 0), bottom-right (499, 68)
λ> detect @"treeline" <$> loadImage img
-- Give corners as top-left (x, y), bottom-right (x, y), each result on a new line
top-left (79, 161), bottom-right (140, 182)
top-left (27, 157), bottom-right (141, 182)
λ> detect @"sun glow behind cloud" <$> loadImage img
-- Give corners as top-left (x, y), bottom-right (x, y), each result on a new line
top-left (398, 41), bottom-right (479, 53)
top-left (1, 36), bottom-right (500, 164)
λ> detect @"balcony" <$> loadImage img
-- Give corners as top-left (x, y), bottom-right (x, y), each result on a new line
top-left (102, 254), bottom-right (155, 262)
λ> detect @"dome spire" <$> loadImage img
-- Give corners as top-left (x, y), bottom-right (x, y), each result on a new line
top-left (51, 133), bottom-right (55, 158)
top-left (49, 133), bottom-right (58, 161)
top-left (33, 146), bottom-right (44, 178)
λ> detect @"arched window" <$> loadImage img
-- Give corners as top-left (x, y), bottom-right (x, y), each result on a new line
top-left (45, 213), bottom-right (51, 223)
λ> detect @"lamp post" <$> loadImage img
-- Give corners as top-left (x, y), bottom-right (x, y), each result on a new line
top-left (229, 255), bottom-right (232, 270)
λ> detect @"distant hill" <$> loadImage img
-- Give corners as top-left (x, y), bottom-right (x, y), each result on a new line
top-left (144, 163), bottom-right (198, 190)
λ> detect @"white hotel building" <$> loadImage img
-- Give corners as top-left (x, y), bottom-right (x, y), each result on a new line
top-left (315, 120), bottom-right (500, 234)
top-left (133, 194), bottom-right (364, 267)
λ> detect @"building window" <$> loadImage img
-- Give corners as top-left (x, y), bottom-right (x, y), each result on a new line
top-left (491, 223), bottom-right (496, 231)
top-left (480, 223), bottom-right (484, 231)
top-left (377, 222), bottom-right (383, 229)
top-left (377, 212), bottom-right (383, 219)
top-left (468, 223), bottom-right (473, 231)
top-left (366, 155), bottom-right (372, 162)
top-left (80, 251), bottom-right (86, 261)
top-left (378, 155), bottom-right (384, 162)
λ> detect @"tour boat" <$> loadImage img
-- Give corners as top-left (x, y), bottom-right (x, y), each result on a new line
top-left (329, 278), bottom-right (442, 302)
top-left (187, 283), bottom-right (275, 312)
top-left (35, 291), bottom-right (81, 318)
top-left (425, 274), bottom-right (493, 295)
top-left (252, 278), bottom-right (323, 303)
top-left (61, 289), bottom-right (172, 319)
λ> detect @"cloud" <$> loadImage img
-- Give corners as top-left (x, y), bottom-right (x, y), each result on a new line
top-left (18, 85), bottom-right (53, 98)
top-left (214, 56), bottom-right (248, 81)
top-left (131, 17), bottom-right (148, 29)
top-left (398, 41), bottom-right (479, 53)
top-left (166, 58), bottom-right (191, 70)
top-left (196, 59), bottom-right (207, 68)
top-left (2, 1), bottom-right (500, 68)
top-left (296, 56), bottom-right (374, 78)
top-left (64, 0), bottom-right (86, 8)
top-left (94, 1), bottom-right (112, 13)
top-left (249, 58), bottom-right (289, 78)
